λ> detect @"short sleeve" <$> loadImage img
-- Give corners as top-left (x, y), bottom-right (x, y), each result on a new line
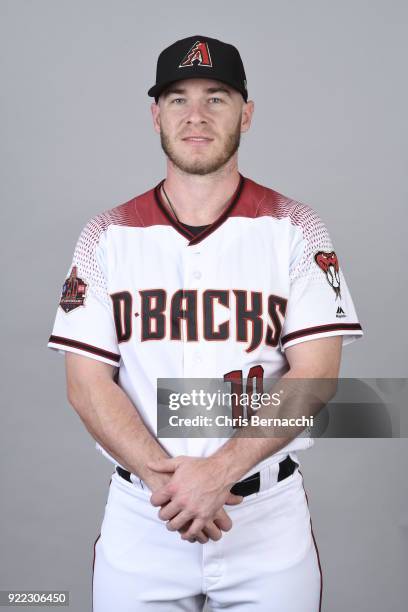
top-left (280, 203), bottom-right (363, 351)
top-left (47, 219), bottom-right (121, 366)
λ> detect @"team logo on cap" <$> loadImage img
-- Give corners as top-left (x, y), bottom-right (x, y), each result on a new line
top-left (179, 40), bottom-right (213, 68)
top-left (314, 251), bottom-right (341, 299)
top-left (59, 266), bottom-right (88, 313)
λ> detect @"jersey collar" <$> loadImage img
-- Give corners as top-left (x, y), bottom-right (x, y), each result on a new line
top-left (153, 173), bottom-right (246, 245)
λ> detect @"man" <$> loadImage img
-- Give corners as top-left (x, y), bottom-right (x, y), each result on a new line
top-left (48, 35), bottom-right (363, 611)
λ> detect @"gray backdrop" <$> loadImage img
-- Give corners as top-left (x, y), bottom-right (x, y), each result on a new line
top-left (1, 0), bottom-right (407, 610)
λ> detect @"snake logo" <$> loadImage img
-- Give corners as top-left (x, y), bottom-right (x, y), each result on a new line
top-left (314, 251), bottom-right (341, 299)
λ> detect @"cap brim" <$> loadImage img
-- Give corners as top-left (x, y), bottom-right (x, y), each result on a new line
top-left (147, 73), bottom-right (246, 101)
top-left (147, 80), bottom-right (176, 99)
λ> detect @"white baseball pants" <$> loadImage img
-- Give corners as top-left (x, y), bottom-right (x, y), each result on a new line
top-left (92, 461), bottom-right (321, 611)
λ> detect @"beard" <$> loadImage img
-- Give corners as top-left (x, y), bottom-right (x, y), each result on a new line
top-left (160, 117), bottom-right (242, 176)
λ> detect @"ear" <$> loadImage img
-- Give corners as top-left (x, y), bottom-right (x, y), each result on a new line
top-left (151, 101), bottom-right (161, 134)
top-left (241, 100), bottom-right (254, 133)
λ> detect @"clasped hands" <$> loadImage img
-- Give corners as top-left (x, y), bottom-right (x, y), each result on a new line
top-left (148, 456), bottom-right (243, 544)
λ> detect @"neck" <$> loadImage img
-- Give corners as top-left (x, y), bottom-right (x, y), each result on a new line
top-left (162, 158), bottom-right (241, 225)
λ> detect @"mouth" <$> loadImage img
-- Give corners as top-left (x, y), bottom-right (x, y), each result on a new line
top-left (182, 136), bottom-right (213, 144)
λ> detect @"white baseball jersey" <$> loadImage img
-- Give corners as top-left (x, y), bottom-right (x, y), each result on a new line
top-left (48, 174), bottom-right (363, 470)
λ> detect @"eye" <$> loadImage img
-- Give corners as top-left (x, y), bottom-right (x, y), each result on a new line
top-left (209, 97), bottom-right (223, 103)
top-left (171, 97), bottom-right (185, 104)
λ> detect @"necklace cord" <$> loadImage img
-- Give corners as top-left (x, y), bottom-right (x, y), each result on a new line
top-left (160, 179), bottom-right (238, 226)
top-left (161, 183), bottom-right (180, 223)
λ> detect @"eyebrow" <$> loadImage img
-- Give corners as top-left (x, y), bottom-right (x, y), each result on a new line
top-left (162, 86), bottom-right (232, 98)
top-left (206, 87), bottom-right (232, 97)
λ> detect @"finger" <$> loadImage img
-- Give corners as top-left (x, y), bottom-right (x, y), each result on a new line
top-left (178, 519), bottom-right (193, 534)
top-left (158, 500), bottom-right (182, 521)
top-left (202, 521), bottom-right (222, 541)
top-left (178, 521), bottom-right (208, 544)
top-left (195, 530), bottom-right (209, 544)
top-left (225, 493), bottom-right (244, 505)
top-left (181, 518), bottom-right (206, 540)
top-left (213, 508), bottom-right (232, 532)
top-left (150, 488), bottom-right (172, 507)
top-left (166, 510), bottom-right (194, 532)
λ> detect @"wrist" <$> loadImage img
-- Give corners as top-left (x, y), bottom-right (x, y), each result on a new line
top-left (208, 442), bottom-right (255, 488)
top-left (143, 472), bottom-right (171, 493)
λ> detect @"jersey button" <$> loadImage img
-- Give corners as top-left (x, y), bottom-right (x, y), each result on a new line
top-left (193, 270), bottom-right (202, 279)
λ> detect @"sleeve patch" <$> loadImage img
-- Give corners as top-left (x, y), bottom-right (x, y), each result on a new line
top-left (59, 266), bottom-right (88, 313)
top-left (314, 251), bottom-right (341, 299)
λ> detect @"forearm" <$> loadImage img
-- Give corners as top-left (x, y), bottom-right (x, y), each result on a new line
top-left (68, 374), bottom-right (170, 490)
top-left (210, 368), bottom-right (337, 484)
top-left (210, 436), bottom-right (291, 486)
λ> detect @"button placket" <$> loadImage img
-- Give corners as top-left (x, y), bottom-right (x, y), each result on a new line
top-left (182, 246), bottom-right (204, 377)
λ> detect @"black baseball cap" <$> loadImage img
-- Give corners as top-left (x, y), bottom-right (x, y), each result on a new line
top-left (147, 35), bottom-right (248, 102)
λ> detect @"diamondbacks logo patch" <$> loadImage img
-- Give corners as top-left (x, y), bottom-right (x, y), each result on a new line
top-left (59, 266), bottom-right (87, 313)
top-left (314, 251), bottom-right (341, 299)
top-left (179, 41), bottom-right (213, 68)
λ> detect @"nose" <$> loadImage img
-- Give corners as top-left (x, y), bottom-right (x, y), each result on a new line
top-left (184, 100), bottom-right (208, 125)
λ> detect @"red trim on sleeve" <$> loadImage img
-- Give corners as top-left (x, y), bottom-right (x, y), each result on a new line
top-left (48, 335), bottom-right (121, 363)
top-left (281, 323), bottom-right (363, 346)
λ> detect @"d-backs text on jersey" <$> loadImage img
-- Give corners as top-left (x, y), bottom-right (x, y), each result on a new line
top-left (110, 289), bottom-right (288, 353)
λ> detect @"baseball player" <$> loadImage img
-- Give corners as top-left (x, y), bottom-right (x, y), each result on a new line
top-left (48, 35), bottom-right (363, 611)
